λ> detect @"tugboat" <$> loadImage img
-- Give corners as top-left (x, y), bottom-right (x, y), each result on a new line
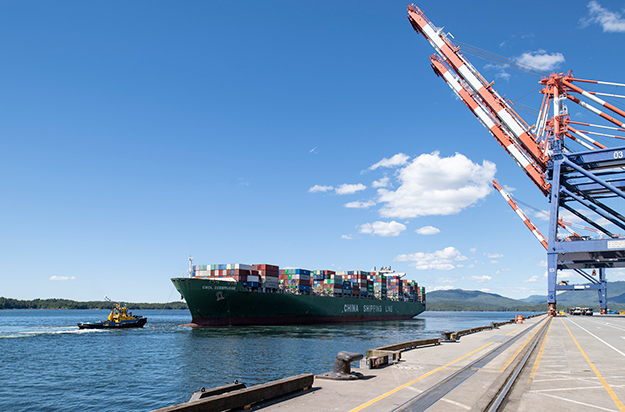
top-left (77, 297), bottom-right (147, 329)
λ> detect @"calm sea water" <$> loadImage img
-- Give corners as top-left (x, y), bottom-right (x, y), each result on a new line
top-left (0, 309), bottom-right (538, 411)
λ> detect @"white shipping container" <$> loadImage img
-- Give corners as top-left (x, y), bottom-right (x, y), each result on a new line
top-left (234, 263), bottom-right (254, 270)
top-left (263, 282), bottom-right (279, 289)
top-left (248, 275), bottom-right (260, 282)
top-left (262, 276), bottom-right (280, 283)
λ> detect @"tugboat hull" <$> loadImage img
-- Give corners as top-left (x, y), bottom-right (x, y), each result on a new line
top-left (77, 317), bottom-right (147, 329)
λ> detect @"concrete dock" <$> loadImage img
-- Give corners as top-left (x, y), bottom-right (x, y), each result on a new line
top-left (254, 314), bottom-right (625, 411)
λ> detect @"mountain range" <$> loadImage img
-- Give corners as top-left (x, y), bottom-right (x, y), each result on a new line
top-left (427, 281), bottom-right (625, 311)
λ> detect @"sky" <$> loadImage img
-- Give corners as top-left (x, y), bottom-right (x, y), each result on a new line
top-left (2, 0), bottom-right (625, 303)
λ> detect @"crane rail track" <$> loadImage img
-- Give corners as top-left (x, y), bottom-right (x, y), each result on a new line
top-left (392, 316), bottom-right (551, 412)
top-left (484, 316), bottom-right (552, 411)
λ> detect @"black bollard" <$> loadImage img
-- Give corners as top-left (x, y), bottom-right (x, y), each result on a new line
top-left (316, 351), bottom-right (364, 380)
top-left (440, 330), bottom-right (456, 342)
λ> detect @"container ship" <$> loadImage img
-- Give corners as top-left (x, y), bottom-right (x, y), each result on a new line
top-left (171, 261), bottom-right (426, 327)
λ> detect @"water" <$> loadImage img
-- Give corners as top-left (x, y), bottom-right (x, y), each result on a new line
top-left (0, 309), bottom-right (537, 411)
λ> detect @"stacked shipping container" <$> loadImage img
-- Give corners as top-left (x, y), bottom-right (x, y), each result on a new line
top-left (254, 264), bottom-right (279, 289)
top-left (337, 271), bottom-right (371, 297)
top-left (386, 275), bottom-right (402, 299)
top-left (192, 264), bottom-right (425, 302)
top-left (279, 268), bottom-right (311, 292)
top-left (193, 263), bottom-right (280, 289)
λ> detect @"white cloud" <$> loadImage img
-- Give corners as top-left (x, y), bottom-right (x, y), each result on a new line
top-left (533, 209), bottom-right (550, 221)
top-left (581, 1), bottom-right (625, 32)
top-left (372, 177), bottom-right (390, 188)
top-left (499, 286), bottom-right (532, 294)
top-left (377, 152), bottom-right (496, 219)
top-left (341, 234), bottom-right (353, 240)
top-left (484, 63), bottom-right (511, 82)
top-left (309, 147), bottom-right (317, 154)
top-left (516, 49), bottom-right (565, 71)
top-left (470, 247), bottom-right (477, 253)
top-left (335, 183), bottom-right (366, 195)
top-left (369, 153), bottom-right (410, 171)
top-left (490, 261), bottom-right (499, 264)
top-left (485, 253), bottom-right (503, 258)
top-left (49, 276), bottom-right (76, 281)
top-left (435, 277), bottom-right (461, 283)
top-left (344, 200), bottom-right (376, 209)
top-left (503, 184), bottom-right (516, 192)
top-left (480, 288), bottom-right (491, 293)
top-left (395, 246), bottom-right (468, 270)
top-left (525, 275), bottom-right (539, 283)
top-left (537, 260), bottom-right (547, 267)
top-left (430, 285), bottom-right (455, 292)
top-left (309, 185), bottom-right (333, 193)
top-left (495, 71), bottom-right (511, 81)
top-left (359, 221), bottom-right (406, 237)
top-left (415, 226), bottom-right (441, 235)
top-left (610, 269), bottom-right (625, 278)
top-left (468, 275), bottom-right (492, 282)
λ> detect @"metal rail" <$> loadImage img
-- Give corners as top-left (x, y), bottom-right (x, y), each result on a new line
top-left (484, 317), bottom-right (552, 411)
top-left (391, 317), bottom-right (548, 412)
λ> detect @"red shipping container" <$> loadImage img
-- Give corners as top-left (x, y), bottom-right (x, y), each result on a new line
top-left (254, 264), bottom-right (280, 272)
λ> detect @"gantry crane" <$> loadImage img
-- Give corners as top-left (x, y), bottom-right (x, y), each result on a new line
top-left (408, 4), bottom-right (625, 315)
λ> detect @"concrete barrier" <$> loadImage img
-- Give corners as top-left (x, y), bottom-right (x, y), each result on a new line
top-left (370, 337), bottom-right (440, 354)
top-left (151, 373), bottom-right (314, 412)
top-left (451, 325), bottom-right (493, 341)
top-left (444, 313), bottom-right (548, 341)
top-left (188, 381), bottom-right (246, 402)
top-left (364, 338), bottom-right (440, 369)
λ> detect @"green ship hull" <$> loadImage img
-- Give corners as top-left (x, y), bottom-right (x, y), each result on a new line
top-left (172, 277), bottom-right (426, 327)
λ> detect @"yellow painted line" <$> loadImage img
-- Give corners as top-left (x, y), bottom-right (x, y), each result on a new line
top-left (561, 318), bottom-right (625, 412)
top-left (506, 326), bottom-right (520, 336)
top-left (498, 318), bottom-right (547, 372)
top-left (348, 342), bottom-right (494, 412)
top-left (528, 318), bottom-right (552, 382)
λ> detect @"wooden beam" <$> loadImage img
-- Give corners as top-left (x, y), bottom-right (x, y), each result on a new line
top-left (151, 373), bottom-right (314, 412)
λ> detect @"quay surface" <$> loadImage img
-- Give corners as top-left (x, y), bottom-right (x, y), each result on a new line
top-left (255, 314), bottom-right (625, 411)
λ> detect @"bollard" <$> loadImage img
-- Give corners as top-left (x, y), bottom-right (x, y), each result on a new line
top-left (491, 321), bottom-right (499, 329)
top-left (440, 330), bottom-right (456, 342)
top-left (316, 351), bottom-right (364, 380)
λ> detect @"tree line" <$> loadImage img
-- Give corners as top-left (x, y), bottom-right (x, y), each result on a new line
top-left (425, 302), bottom-right (548, 312)
top-left (0, 297), bottom-right (188, 310)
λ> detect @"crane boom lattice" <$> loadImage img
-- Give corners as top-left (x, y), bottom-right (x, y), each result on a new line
top-left (407, 3), bottom-right (625, 315)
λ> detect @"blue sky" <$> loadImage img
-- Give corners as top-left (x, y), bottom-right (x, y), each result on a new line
top-left (2, 1), bottom-right (625, 302)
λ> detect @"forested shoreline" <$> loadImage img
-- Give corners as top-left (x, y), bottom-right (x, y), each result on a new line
top-left (0, 297), bottom-right (188, 310)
